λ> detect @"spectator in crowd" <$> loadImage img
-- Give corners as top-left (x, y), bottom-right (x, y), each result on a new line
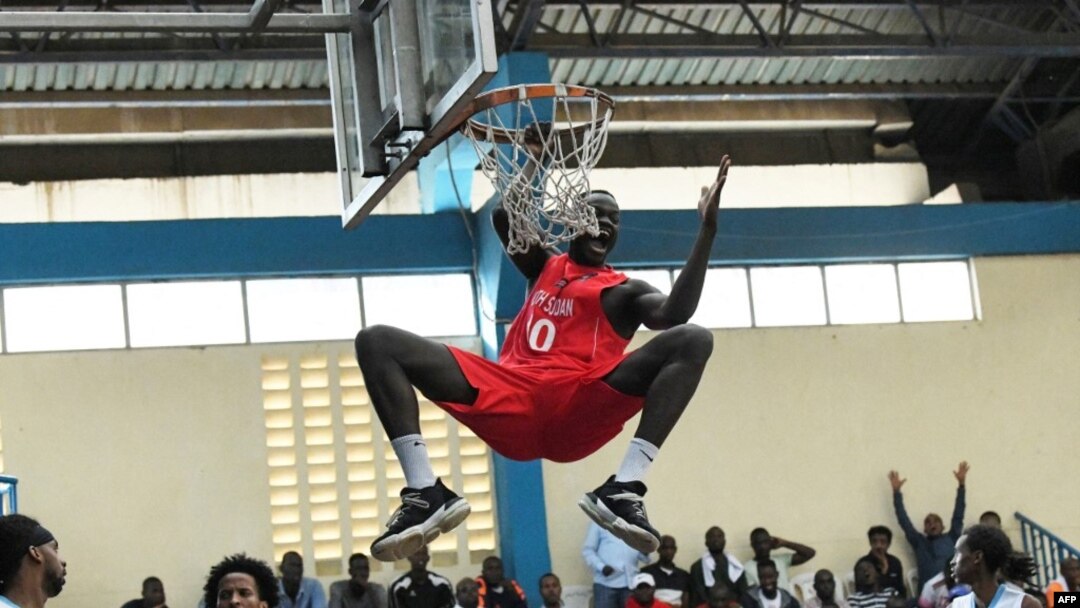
top-left (628, 573), bottom-right (672, 608)
top-left (857, 526), bottom-right (906, 598)
top-left (330, 553), bottom-right (388, 608)
top-left (977, 513), bottom-right (1001, 529)
top-left (477, 556), bottom-right (527, 608)
top-left (584, 522), bottom-right (650, 608)
top-left (949, 525), bottom-right (1039, 608)
top-left (744, 528), bottom-right (816, 592)
top-left (739, 560), bottom-right (799, 608)
top-left (0, 514), bottom-right (67, 608)
top-left (917, 558), bottom-right (963, 608)
top-left (456, 578), bottom-right (480, 608)
top-left (538, 573), bottom-right (562, 608)
top-left (690, 527), bottom-right (747, 608)
top-left (888, 461), bottom-right (968, 590)
top-left (1045, 558), bottom-right (1079, 608)
top-left (277, 551), bottom-right (326, 608)
top-left (642, 535), bottom-right (691, 607)
top-left (390, 546), bottom-right (455, 608)
top-left (804, 570), bottom-right (848, 608)
top-left (120, 576), bottom-right (167, 608)
top-left (202, 553), bottom-right (280, 608)
top-left (847, 560), bottom-right (896, 608)
top-left (698, 585), bottom-right (740, 608)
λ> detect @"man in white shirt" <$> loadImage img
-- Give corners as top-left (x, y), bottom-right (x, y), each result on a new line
top-left (744, 528), bottom-right (816, 593)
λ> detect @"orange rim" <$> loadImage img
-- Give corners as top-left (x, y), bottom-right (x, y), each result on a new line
top-left (456, 84), bottom-right (614, 145)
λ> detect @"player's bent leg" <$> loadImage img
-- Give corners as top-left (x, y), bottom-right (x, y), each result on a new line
top-left (355, 325), bottom-right (477, 561)
top-left (355, 324), bottom-right (478, 437)
top-left (580, 324), bottom-right (713, 553)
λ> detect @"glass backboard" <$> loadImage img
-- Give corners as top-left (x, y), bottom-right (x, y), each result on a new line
top-left (327, 0), bottom-right (498, 229)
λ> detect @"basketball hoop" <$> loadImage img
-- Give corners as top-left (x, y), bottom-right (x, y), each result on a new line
top-left (458, 84), bottom-right (615, 254)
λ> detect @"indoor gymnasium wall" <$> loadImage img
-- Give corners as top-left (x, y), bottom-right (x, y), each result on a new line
top-left (1, 252), bottom-right (1075, 607)
top-left (0, 340), bottom-right (491, 608)
top-left (0, 345), bottom-right (274, 607)
top-left (543, 253), bottom-right (1080, 593)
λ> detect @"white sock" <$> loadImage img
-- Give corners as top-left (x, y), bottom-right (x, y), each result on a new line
top-left (390, 434), bottom-right (437, 489)
top-left (614, 437), bottom-right (659, 483)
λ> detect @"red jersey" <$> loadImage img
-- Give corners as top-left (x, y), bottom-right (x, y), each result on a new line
top-left (499, 253), bottom-right (631, 376)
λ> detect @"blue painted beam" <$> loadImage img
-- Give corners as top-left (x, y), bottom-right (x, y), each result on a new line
top-left (609, 202), bottom-right (1080, 267)
top-left (418, 133), bottom-right (482, 215)
top-left (2, 203), bottom-right (1078, 287)
top-left (0, 214), bottom-right (473, 285)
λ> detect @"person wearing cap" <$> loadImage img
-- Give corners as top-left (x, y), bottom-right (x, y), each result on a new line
top-left (628, 573), bottom-right (672, 608)
top-left (0, 514), bottom-right (67, 608)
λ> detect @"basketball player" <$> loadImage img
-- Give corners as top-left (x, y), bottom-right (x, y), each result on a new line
top-left (948, 525), bottom-right (1040, 608)
top-left (355, 152), bottom-right (733, 562)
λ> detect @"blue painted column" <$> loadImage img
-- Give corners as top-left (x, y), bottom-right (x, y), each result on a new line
top-left (471, 52), bottom-right (554, 608)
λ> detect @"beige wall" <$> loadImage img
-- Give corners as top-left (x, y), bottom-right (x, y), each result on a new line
top-left (544, 254), bottom-right (1080, 589)
top-left (1, 254), bottom-right (1077, 607)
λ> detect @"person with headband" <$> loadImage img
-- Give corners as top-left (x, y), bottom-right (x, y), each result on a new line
top-left (0, 514), bottom-right (67, 608)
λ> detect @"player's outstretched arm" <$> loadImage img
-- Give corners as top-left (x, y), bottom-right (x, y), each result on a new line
top-left (637, 155), bottom-right (732, 329)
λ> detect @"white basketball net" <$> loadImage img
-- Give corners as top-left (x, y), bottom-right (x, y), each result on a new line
top-left (462, 85), bottom-right (613, 254)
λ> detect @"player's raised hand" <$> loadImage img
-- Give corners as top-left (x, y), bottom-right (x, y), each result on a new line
top-left (698, 155), bottom-right (732, 229)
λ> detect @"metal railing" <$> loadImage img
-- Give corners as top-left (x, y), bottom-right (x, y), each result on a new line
top-left (0, 475), bottom-right (17, 515)
top-left (1017, 511), bottom-right (1080, 590)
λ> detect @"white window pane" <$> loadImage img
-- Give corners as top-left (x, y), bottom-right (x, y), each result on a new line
top-left (750, 266), bottom-right (827, 327)
top-left (677, 267), bottom-right (752, 328)
top-left (248, 278), bottom-right (362, 343)
top-left (898, 261), bottom-right (974, 322)
top-left (825, 264), bottom-right (901, 325)
top-left (623, 269), bottom-right (672, 294)
top-left (128, 281), bottom-right (246, 347)
top-left (363, 274), bottom-right (476, 337)
top-left (4, 285), bottom-right (126, 352)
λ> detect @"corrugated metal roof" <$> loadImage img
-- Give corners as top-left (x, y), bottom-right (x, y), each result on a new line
top-left (543, 4), bottom-right (1060, 88)
top-left (0, 59), bottom-right (328, 91)
top-left (0, 3), bottom-right (1066, 92)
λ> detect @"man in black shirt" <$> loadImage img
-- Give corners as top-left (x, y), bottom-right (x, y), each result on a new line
top-left (477, 556), bottom-right (527, 608)
top-left (856, 526), bottom-right (906, 598)
top-left (120, 576), bottom-right (167, 608)
top-left (643, 536), bottom-right (691, 607)
top-left (390, 546), bottom-right (455, 608)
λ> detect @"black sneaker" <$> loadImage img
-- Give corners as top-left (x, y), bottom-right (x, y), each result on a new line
top-left (578, 475), bottom-right (661, 553)
top-left (370, 478), bottom-right (471, 562)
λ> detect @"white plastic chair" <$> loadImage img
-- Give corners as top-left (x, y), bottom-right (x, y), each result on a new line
top-left (905, 568), bottom-right (920, 598)
top-left (843, 572), bottom-right (856, 598)
top-left (791, 572), bottom-right (817, 604)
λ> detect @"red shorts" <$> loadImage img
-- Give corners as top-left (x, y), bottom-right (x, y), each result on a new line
top-left (434, 347), bottom-right (645, 463)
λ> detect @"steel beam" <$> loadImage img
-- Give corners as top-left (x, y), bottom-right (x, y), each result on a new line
top-left (0, 10), bottom-right (350, 32)
top-left (246, 0), bottom-right (283, 31)
top-left (505, 0), bottom-right (546, 50)
top-left (530, 32), bottom-right (1080, 57)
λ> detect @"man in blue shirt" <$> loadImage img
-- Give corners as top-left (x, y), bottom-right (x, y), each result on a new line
top-left (0, 513), bottom-right (67, 608)
top-left (583, 522), bottom-right (651, 608)
top-left (278, 551), bottom-right (327, 608)
top-left (888, 461), bottom-right (968, 591)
